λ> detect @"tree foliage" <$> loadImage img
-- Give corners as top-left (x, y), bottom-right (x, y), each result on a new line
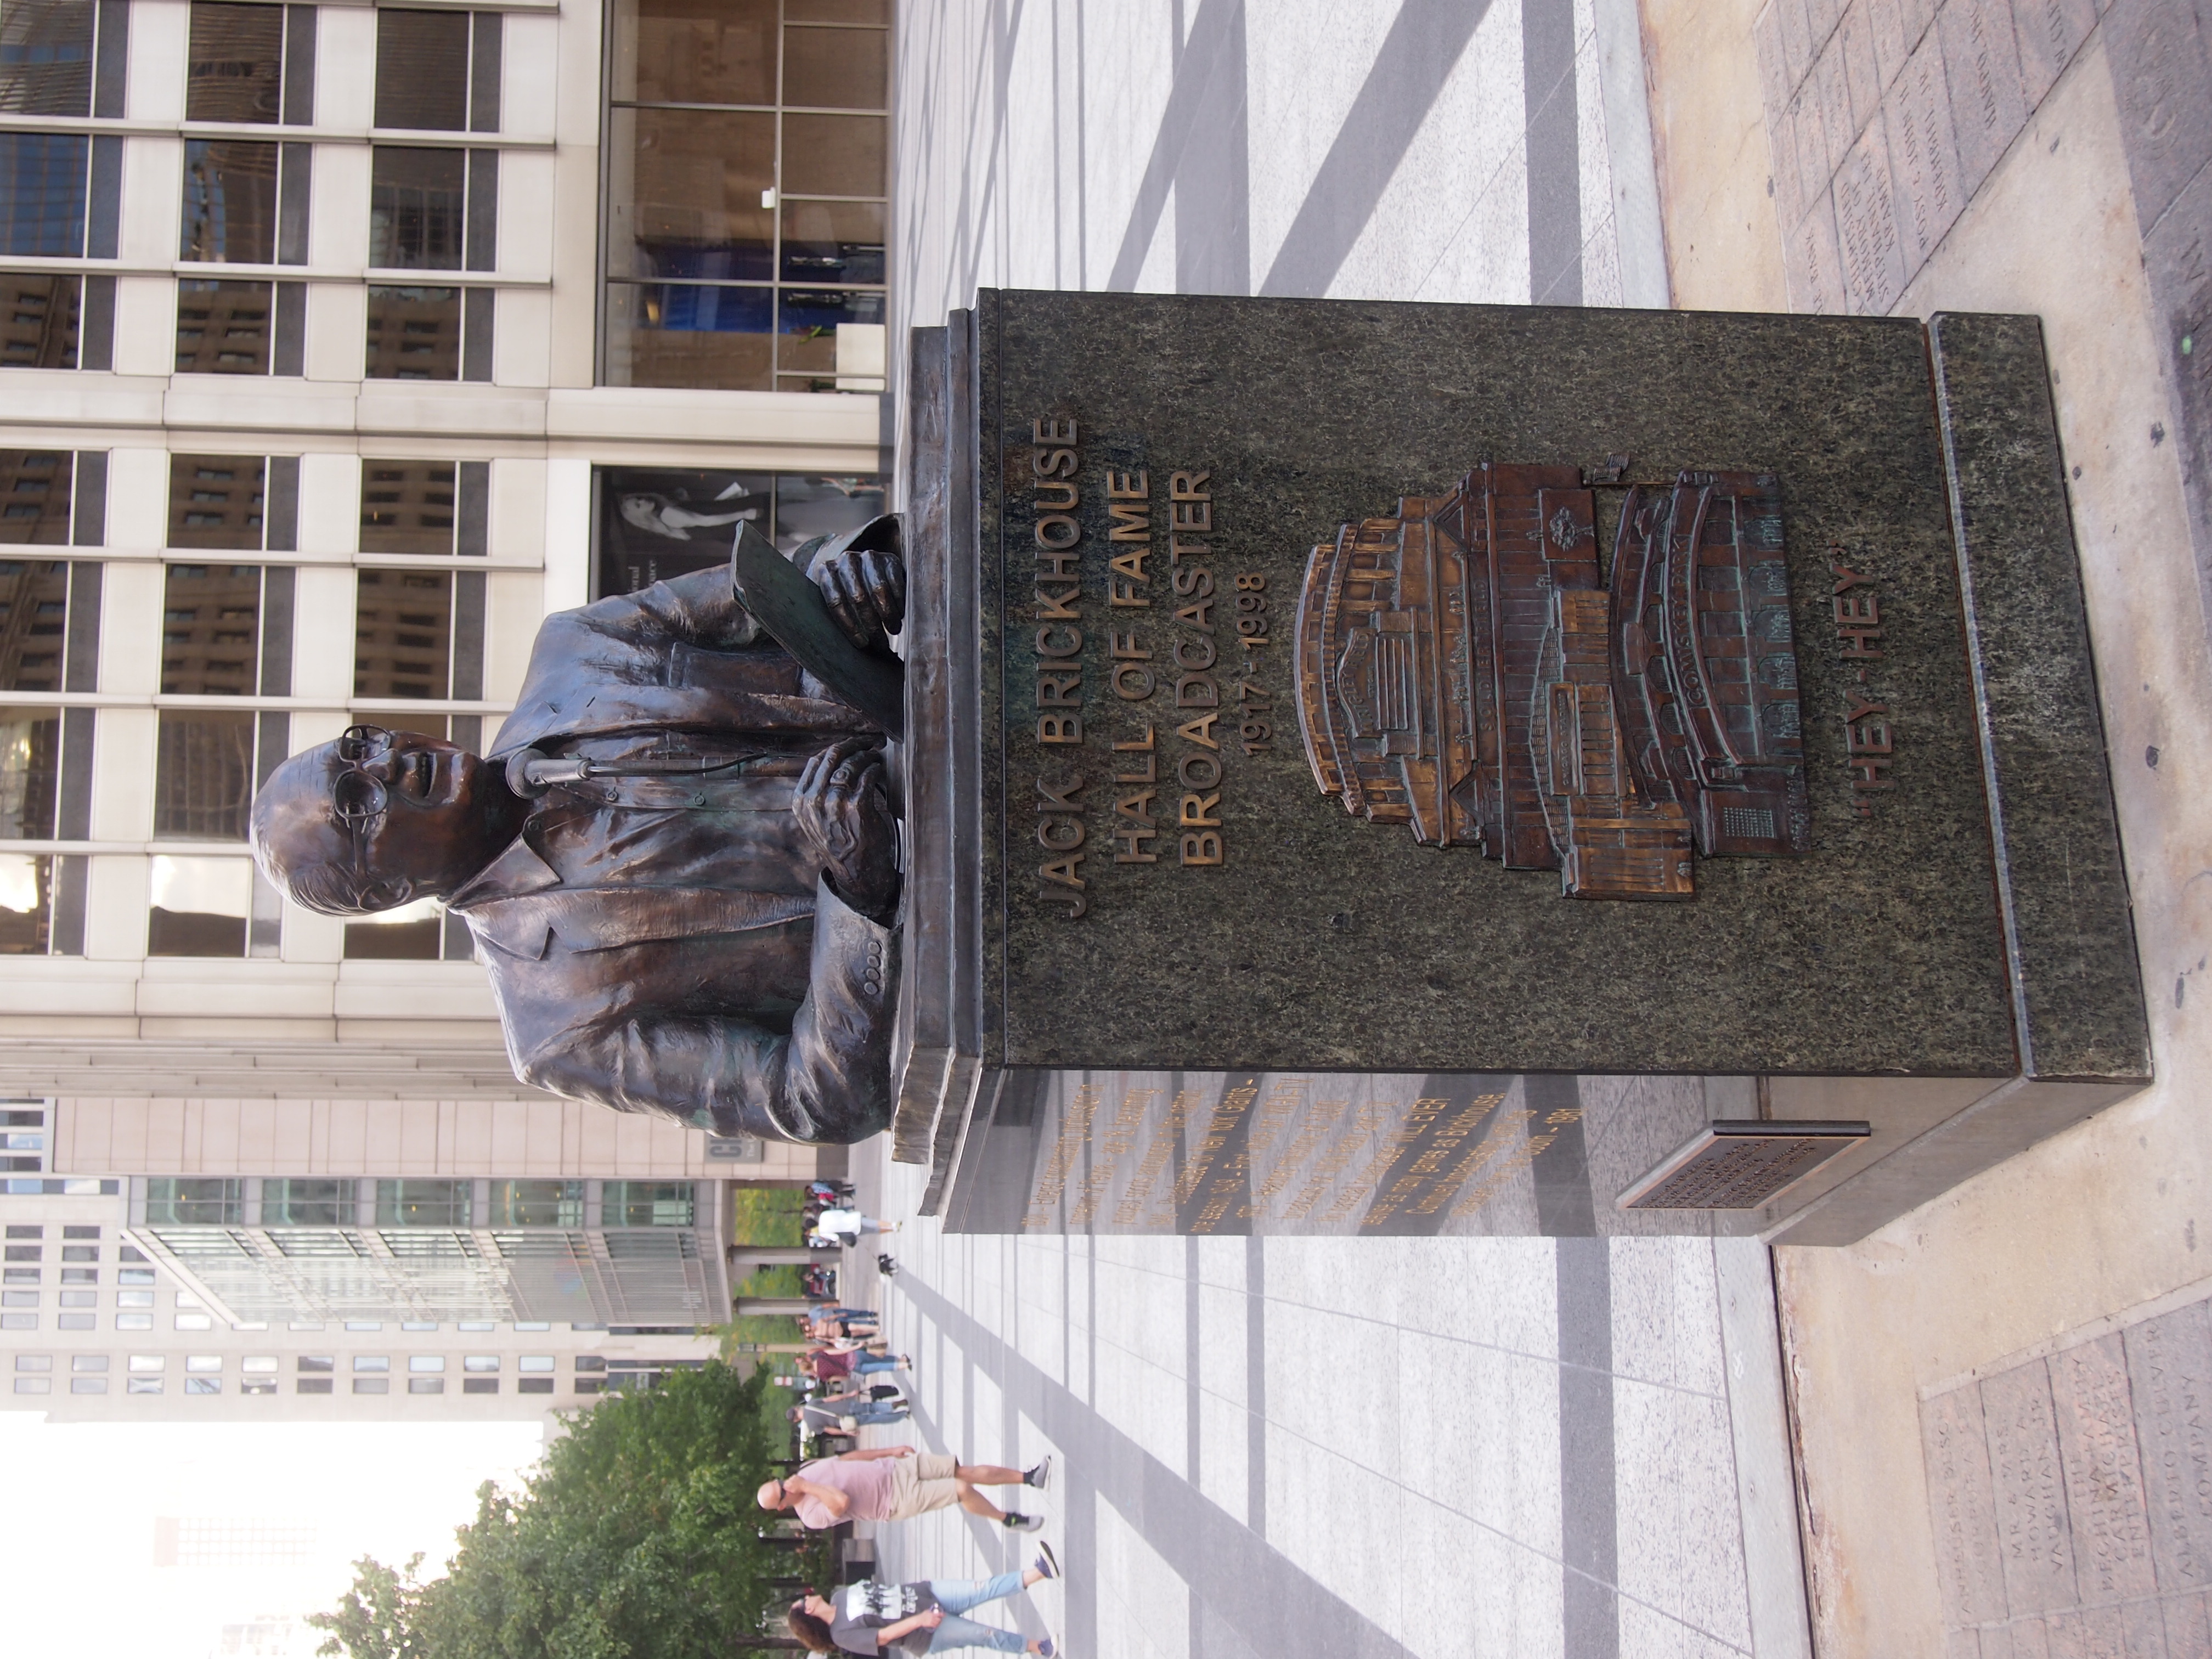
top-left (312, 1362), bottom-right (812, 1659)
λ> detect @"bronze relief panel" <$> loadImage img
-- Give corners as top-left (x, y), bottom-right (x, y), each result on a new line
top-left (1294, 463), bottom-right (1810, 901)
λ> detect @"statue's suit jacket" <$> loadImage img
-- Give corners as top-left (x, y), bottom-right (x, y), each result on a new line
top-left (445, 565), bottom-right (897, 1144)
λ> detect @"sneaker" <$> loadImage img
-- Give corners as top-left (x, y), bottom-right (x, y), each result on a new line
top-left (1024, 1455), bottom-right (1052, 1491)
top-left (1035, 1640), bottom-right (1056, 1658)
top-left (1002, 1511), bottom-right (1044, 1532)
top-left (1032, 1543), bottom-right (1060, 1581)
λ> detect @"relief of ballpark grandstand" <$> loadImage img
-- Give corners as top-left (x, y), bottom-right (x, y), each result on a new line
top-left (1294, 463), bottom-right (1812, 900)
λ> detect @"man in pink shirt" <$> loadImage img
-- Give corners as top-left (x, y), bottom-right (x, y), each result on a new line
top-left (757, 1444), bottom-right (1052, 1532)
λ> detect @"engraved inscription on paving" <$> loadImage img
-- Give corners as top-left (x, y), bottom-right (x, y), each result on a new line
top-left (1984, 1363), bottom-right (2082, 1615)
top-left (2049, 1335), bottom-right (2157, 1604)
top-left (1922, 1385), bottom-right (2011, 1627)
top-left (1922, 1288), bottom-right (2212, 1650)
top-left (2125, 1304), bottom-right (2212, 1596)
top-left (1758, 0), bottom-right (2098, 314)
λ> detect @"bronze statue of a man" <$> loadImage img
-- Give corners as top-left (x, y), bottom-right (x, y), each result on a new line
top-left (250, 522), bottom-right (908, 1146)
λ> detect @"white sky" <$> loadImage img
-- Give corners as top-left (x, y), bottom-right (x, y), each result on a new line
top-left (0, 1412), bottom-right (548, 1658)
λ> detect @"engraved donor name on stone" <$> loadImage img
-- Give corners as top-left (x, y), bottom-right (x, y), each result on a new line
top-left (2123, 1301), bottom-right (2212, 1595)
top-left (1921, 1384), bottom-right (2009, 1629)
top-left (1983, 1362), bottom-right (2083, 1615)
top-left (2048, 1334), bottom-right (2157, 1604)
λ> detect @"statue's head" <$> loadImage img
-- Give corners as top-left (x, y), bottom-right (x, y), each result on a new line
top-left (250, 725), bottom-right (522, 916)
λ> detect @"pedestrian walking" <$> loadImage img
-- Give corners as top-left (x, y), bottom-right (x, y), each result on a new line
top-left (790, 1397), bottom-right (909, 1433)
top-left (786, 1545), bottom-right (1061, 1655)
top-left (756, 1445), bottom-right (1053, 1531)
top-left (798, 1348), bottom-right (906, 1383)
top-left (810, 1207), bottom-right (898, 1247)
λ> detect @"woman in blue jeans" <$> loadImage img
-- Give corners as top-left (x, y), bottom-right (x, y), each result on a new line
top-left (787, 1546), bottom-right (1059, 1656)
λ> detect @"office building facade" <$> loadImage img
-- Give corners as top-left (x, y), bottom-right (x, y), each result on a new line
top-left (1, 1092), bottom-right (833, 1418)
top-left (0, 0), bottom-right (890, 1103)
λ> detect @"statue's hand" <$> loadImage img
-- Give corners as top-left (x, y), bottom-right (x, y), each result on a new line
top-left (794, 739), bottom-right (900, 922)
top-left (813, 549), bottom-right (906, 655)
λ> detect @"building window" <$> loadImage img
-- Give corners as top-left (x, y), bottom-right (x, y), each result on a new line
top-left (13, 1372), bottom-right (49, 1389)
top-left (603, 1181), bottom-right (695, 1227)
top-left (152, 710), bottom-right (253, 836)
top-left (0, 129), bottom-right (120, 257)
top-left (70, 1373), bottom-right (105, 1391)
top-left (297, 1376), bottom-right (330, 1393)
top-left (168, 454), bottom-right (301, 552)
top-left (352, 1376), bottom-right (387, 1393)
top-left (462, 1353), bottom-right (498, 1372)
top-left (342, 895), bottom-right (443, 961)
top-left (186, 1), bottom-right (315, 125)
top-left (0, 0), bottom-right (95, 115)
top-left (360, 459), bottom-right (488, 556)
top-left (462, 1375), bottom-right (496, 1393)
top-left (145, 1176), bottom-right (244, 1224)
top-left (180, 140), bottom-right (279, 263)
top-left (146, 854), bottom-right (251, 953)
top-left (161, 562), bottom-right (292, 696)
top-left (296, 1355), bottom-right (331, 1372)
top-left (176, 279), bottom-right (306, 376)
top-left (185, 1375), bottom-right (219, 1393)
top-left (127, 1375), bottom-right (160, 1392)
top-left (374, 1179), bottom-right (469, 1227)
top-left (364, 284), bottom-right (490, 381)
top-left (602, 0), bottom-right (888, 391)
top-left (0, 707), bottom-right (59, 833)
top-left (352, 568), bottom-right (468, 699)
top-left (375, 8), bottom-right (499, 132)
top-left (490, 1180), bottom-right (582, 1227)
top-left (0, 450), bottom-right (78, 545)
top-left (163, 565), bottom-right (267, 695)
top-left (408, 1375), bottom-right (443, 1393)
top-left (264, 1177), bottom-right (351, 1226)
top-left (0, 273), bottom-right (90, 368)
top-left (369, 145), bottom-right (495, 273)
top-left (0, 572), bottom-right (64, 688)
top-left (518, 1376), bottom-right (554, 1393)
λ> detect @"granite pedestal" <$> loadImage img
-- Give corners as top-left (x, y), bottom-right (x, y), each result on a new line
top-left (892, 291), bottom-right (2148, 1245)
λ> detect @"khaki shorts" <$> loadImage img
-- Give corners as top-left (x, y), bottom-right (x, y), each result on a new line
top-left (882, 1452), bottom-right (961, 1521)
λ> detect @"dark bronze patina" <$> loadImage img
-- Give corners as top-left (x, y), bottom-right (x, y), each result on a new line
top-left (250, 518), bottom-right (909, 1146)
top-left (1615, 1120), bottom-right (1871, 1210)
top-left (1293, 464), bottom-right (1809, 899)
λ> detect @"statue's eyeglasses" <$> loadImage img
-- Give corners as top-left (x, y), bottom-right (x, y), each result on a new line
top-left (332, 725), bottom-right (394, 827)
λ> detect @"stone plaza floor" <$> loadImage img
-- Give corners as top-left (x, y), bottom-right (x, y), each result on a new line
top-left (849, 1160), bottom-right (1810, 1659)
